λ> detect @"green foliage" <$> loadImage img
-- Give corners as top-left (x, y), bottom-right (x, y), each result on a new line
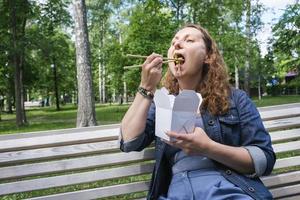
top-left (123, 0), bottom-right (176, 94)
top-left (273, 3), bottom-right (300, 71)
top-left (1, 0), bottom-right (299, 117)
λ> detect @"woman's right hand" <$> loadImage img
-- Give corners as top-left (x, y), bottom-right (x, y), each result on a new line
top-left (140, 53), bottom-right (163, 92)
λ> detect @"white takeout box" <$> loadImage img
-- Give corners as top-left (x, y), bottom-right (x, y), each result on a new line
top-left (153, 87), bottom-right (202, 141)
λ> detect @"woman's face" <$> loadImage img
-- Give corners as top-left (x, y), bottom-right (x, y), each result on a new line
top-left (168, 27), bottom-right (207, 79)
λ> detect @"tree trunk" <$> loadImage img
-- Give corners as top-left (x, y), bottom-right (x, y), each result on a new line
top-left (258, 75), bottom-right (261, 100)
top-left (244, 0), bottom-right (251, 96)
top-left (98, 60), bottom-right (102, 103)
top-left (6, 85), bottom-right (13, 114)
top-left (99, 21), bottom-right (106, 104)
top-left (9, 0), bottom-right (28, 126)
top-left (98, 54), bottom-right (105, 103)
top-left (123, 81), bottom-right (127, 103)
top-left (52, 58), bottom-right (60, 110)
top-left (20, 40), bottom-right (27, 123)
top-left (0, 98), bottom-right (2, 121)
top-left (235, 65), bottom-right (239, 89)
top-left (73, 0), bottom-right (97, 127)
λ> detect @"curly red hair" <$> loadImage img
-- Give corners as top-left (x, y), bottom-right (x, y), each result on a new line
top-left (162, 24), bottom-right (231, 116)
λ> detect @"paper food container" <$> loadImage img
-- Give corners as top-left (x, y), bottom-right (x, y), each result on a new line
top-left (153, 87), bottom-right (202, 141)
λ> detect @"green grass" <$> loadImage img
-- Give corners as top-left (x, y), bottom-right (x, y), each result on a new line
top-left (0, 95), bottom-right (300, 135)
top-left (0, 104), bottom-right (129, 135)
top-left (252, 95), bottom-right (300, 107)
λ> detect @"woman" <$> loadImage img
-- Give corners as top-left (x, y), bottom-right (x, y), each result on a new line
top-left (120, 24), bottom-right (275, 200)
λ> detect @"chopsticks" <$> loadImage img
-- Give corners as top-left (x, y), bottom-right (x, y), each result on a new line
top-left (124, 54), bottom-right (183, 69)
top-left (124, 60), bottom-right (174, 69)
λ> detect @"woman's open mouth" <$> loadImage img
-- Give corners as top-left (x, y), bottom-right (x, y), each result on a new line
top-left (173, 53), bottom-right (185, 65)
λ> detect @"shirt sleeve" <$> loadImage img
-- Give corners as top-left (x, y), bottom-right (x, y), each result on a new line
top-left (235, 89), bottom-right (276, 176)
top-left (244, 146), bottom-right (267, 177)
top-left (119, 102), bottom-right (156, 152)
top-left (119, 128), bottom-right (146, 152)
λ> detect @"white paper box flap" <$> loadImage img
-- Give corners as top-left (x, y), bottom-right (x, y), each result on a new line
top-left (171, 111), bottom-right (196, 133)
top-left (154, 88), bottom-right (171, 109)
top-left (155, 107), bottom-right (172, 141)
top-left (153, 87), bottom-right (202, 141)
top-left (173, 90), bottom-right (200, 112)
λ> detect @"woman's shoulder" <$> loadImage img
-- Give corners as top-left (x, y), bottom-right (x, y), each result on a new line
top-left (228, 87), bottom-right (256, 110)
top-left (230, 87), bottom-right (247, 98)
top-left (229, 88), bottom-right (251, 103)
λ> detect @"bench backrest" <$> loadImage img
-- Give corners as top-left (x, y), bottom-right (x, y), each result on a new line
top-left (0, 103), bottom-right (300, 199)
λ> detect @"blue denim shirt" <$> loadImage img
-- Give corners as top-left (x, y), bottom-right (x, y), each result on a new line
top-left (120, 88), bottom-right (276, 200)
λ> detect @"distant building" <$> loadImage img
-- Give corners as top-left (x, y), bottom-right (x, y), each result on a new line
top-left (285, 69), bottom-right (298, 83)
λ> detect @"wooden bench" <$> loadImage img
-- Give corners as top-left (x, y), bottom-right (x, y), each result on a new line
top-left (0, 103), bottom-right (299, 200)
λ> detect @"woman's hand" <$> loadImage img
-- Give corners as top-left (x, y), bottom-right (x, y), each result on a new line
top-left (165, 127), bottom-right (255, 174)
top-left (165, 127), bottom-right (214, 156)
top-left (140, 53), bottom-right (163, 92)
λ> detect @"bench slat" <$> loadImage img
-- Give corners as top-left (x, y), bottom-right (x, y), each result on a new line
top-left (0, 141), bottom-right (119, 165)
top-left (262, 171), bottom-right (300, 188)
top-left (270, 183), bottom-right (300, 199)
top-left (263, 116), bottom-right (300, 131)
top-left (0, 150), bottom-right (296, 181)
top-left (270, 128), bottom-right (300, 142)
top-left (0, 163), bottom-right (154, 195)
top-left (258, 103), bottom-right (300, 112)
top-left (0, 129), bottom-right (119, 152)
top-left (0, 149), bottom-right (155, 180)
top-left (275, 195), bottom-right (300, 200)
top-left (273, 140), bottom-right (300, 153)
top-left (0, 110), bottom-right (298, 153)
top-left (1, 132), bottom-right (298, 166)
top-left (0, 124), bottom-right (120, 140)
top-left (260, 108), bottom-right (300, 121)
top-left (274, 156), bottom-right (300, 169)
top-left (27, 181), bottom-right (150, 200)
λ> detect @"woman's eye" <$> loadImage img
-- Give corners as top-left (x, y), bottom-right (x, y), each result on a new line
top-left (186, 39), bottom-right (194, 43)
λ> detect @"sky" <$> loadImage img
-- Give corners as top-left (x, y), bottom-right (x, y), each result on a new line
top-left (257, 0), bottom-right (296, 56)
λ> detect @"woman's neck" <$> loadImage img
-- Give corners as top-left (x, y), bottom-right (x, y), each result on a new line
top-left (177, 75), bottom-right (201, 91)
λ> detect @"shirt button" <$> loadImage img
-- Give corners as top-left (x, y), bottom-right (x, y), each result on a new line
top-left (208, 120), bottom-right (215, 126)
top-left (248, 187), bottom-right (255, 192)
top-left (225, 169), bottom-right (232, 175)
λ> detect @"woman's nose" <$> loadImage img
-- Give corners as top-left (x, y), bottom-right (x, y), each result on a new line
top-left (174, 40), bottom-right (183, 49)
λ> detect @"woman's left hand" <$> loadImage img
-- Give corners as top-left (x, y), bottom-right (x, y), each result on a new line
top-left (165, 127), bottom-right (214, 156)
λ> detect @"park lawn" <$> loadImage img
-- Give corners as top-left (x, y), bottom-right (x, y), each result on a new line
top-left (0, 95), bottom-right (299, 135)
top-left (252, 95), bottom-right (300, 107)
top-left (0, 104), bottom-right (130, 135)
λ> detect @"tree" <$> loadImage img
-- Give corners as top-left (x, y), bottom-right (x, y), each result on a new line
top-left (166, 0), bottom-right (187, 25)
top-left (7, 0), bottom-right (31, 126)
top-left (0, 0), bottom-right (13, 114)
top-left (37, 0), bottom-right (72, 110)
top-left (243, 0), bottom-right (264, 96)
top-left (244, 0), bottom-right (251, 95)
top-left (123, 0), bottom-right (176, 94)
top-left (272, 3), bottom-right (300, 72)
top-left (73, 0), bottom-right (97, 127)
top-left (88, 0), bottom-right (113, 103)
